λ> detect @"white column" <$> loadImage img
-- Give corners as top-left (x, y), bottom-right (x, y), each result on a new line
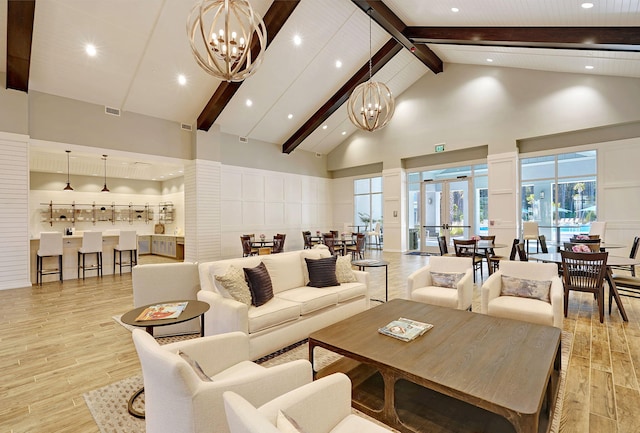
top-left (382, 168), bottom-right (407, 252)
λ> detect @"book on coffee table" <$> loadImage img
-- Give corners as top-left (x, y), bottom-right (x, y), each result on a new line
top-left (378, 317), bottom-right (433, 342)
top-left (135, 301), bottom-right (188, 321)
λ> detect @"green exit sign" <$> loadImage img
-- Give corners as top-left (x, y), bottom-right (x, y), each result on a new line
top-left (435, 144), bottom-right (445, 153)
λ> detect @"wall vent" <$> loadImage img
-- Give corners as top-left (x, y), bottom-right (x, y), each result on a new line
top-left (239, 136), bottom-right (248, 143)
top-left (105, 106), bottom-right (121, 116)
top-left (315, 152), bottom-right (322, 158)
top-left (181, 123), bottom-right (193, 131)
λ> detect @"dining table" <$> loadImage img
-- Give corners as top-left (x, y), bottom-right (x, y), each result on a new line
top-left (529, 252), bottom-right (640, 322)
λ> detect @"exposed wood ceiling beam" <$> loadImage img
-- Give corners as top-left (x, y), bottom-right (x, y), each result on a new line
top-left (405, 27), bottom-right (640, 52)
top-left (282, 39), bottom-right (402, 154)
top-left (196, 0), bottom-right (301, 131)
top-left (352, 0), bottom-right (443, 74)
top-left (6, 0), bottom-right (36, 92)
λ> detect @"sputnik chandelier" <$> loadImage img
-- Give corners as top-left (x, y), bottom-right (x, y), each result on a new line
top-left (347, 8), bottom-right (395, 132)
top-left (187, 0), bottom-right (267, 82)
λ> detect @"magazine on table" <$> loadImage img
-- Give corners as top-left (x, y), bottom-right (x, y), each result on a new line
top-left (378, 317), bottom-right (433, 342)
top-left (135, 301), bottom-right (188, 321)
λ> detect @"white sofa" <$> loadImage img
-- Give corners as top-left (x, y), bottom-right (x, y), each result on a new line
top-left (198, 249), bottom-right (370, 360)
top-left (406, 256), bottom-right (474, 310)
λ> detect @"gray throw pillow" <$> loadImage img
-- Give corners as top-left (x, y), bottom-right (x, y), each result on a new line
top-left (305, 255), bottom-right (339, 288)
top-left (431, 271), bottom-right (465, 289)
top-left (501, 275), bottom-right (551, 303)
top-left (244, 262), bottom-right (274, 307)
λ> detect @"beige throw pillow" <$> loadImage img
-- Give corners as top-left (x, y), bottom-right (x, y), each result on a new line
top-left (431, 271), bottom-right (465, 289)
top-left (335, 255), bottom-right (357, 283)
top-left (214, 265), bottom-right (252, 306)
top-left (500, 275), bottom-right (551, 303)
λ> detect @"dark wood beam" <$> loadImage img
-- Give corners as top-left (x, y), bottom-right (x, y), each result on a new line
top-left (6, 0), bottom-right (36, 92)
top-left (351, 0), bottom-right (443, 74)
top-left (282, 39), bottom-right (402, 154)
top-left (404, 27), bottom-right (640, 52)
top-left (197, 0), bottom-right (301, 131)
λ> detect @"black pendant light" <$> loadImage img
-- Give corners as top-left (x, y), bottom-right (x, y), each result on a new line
top-left (63, 150), bottom-right (74, 191)
top-left (101, 155), bottom-right (110, 193)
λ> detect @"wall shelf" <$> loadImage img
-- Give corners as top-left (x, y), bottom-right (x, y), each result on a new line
top-left (40, 201), bottom-right (154, 226)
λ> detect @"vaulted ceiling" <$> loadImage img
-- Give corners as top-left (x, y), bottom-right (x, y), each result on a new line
top-left (4, 0), bottom-right (640, 178)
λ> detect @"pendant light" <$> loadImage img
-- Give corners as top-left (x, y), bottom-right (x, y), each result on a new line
top-left (346, 8), bottom-right (395, 131)
top-left (63, 150), bottom-right (74, 191)
top-left (101, 155), bottom-right (110, 193)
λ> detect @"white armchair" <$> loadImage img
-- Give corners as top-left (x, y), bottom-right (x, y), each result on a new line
top-left (481, 261), bottom-right (563, 328)
top-left (132, 329), bottom-right (312, 433)
top-left (406, 256), bottom-right (474, 310)
top-left (223, 373), bottom-right (393, 433)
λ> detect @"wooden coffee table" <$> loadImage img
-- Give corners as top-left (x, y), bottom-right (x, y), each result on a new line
top-left (309, 299), bottom-right (561, 433)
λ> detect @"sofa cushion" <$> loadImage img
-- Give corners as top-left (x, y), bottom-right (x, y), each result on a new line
top-left (276, 410), bottom-right (306, 433)
top-left (430, 271), bottom-right (465, 289)
top-left (214, 265), bottom-right (252, 306)
top-left (244, 262), bottom-right (274, 307)
top-left (276, 287), bottom-right (339, 315)
top-left (317, 282), bottom-right (366, 303)
top-left (248, 297), bottom-right (301, 333)
top-left (488, 295), bottom-right (554, 327)
top-left (262, 252), bottom-right (305, 294)
top-left (305, 255), bottom-right (339, 288)
top-left (411, 287), bottom-right (459, 309)
top-left (178, 350), bottom-right (212, 382)
top-left (501, 275), bottom-right (551, 303)
top-left (336, 255), bottom-right (356, 283)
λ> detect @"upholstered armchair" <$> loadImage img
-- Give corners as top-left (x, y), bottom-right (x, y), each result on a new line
top-left (223, 373), bottom-right (394, 433)
top-left (481, 261), bottom-right (563, 328)
top-left (406, 256), bottom-right (474, 310)
top-left (132, 329), bottom-right (312, 433)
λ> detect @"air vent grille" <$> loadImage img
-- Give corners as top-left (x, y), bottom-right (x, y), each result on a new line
top-left (181, 123), bottom-right (193, 131)
top-left (239, 136), bottom-right (248, 143)
top-left (105, 106), bottom-right (121, 116)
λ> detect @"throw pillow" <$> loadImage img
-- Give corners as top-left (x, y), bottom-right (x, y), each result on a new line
top-left (276, 410), bottom-right (307, 433)
top-left (178, 351), bottom-right (212, 382)
top-left (501, 275), bottom-right (552, 303)
top-left (214, 265), bottom-right (252, 306)
top-left (305, 255), bottom-right (339, 288)
top-left (335, 255), bottom-right (357, 283)
top-left (244, 262), bottom-right (274, 307)
top-left (430, 271), bottom-right (465, 289)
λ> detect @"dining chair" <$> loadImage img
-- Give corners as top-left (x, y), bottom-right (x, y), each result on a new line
top-left (538, 234), bottom-right (549, 253)
top-left (437, 236), bottom-right (456, 257)
top-left (302, 231), bottom-right (313, 249)
top-left (485, 238), bottom-right (520, 274)
top-left (346, 233), bottom-right (366, 260)
top-left (522, 221), bottom-right (540, 253)
top-left (366, 222), bottom-right (381, 249)
top-left (322, 233), bottom-right (338, 256)
top-left (516, 242), bottom-right (528, 261)
top-left (561, 250), bottom-right (608, 323)
top-left (589, 221), bottom-right (607, 241)
top-left (453, 239), bottom-right (482, 282)
top-left (610, 236), bottom-right (640, 277)
top-left (272, 234), bottom-right (285, 254)
top-left (241, 236), bottom-right (258, 257)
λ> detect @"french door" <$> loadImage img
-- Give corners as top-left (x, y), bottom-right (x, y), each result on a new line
top-left (419, 178), bottom-right (472, 253)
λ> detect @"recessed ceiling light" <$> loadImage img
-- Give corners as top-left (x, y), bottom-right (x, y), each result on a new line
top-left (581, 2), bottom-right (594, 9)
top-left (177, 74), bottom-right (187, 86)
top-left (293, 34), bottom-right (302, 46)
top-left (486, 58), bottom-right (494, 62)
top-left (335, 60), bottom-right (342, 68)
top-left (287, 114), bottom-right (293, 119)
top-left (85, 44), bottom-right (97, 57)
top-left (322, 125), bottom-right (328, 130)
top-left (585, 65), bottom-right (594, 69)
top-left (246, 99), bottom-right (253, 107)
top-left (341, 131), bottom-right (346, 135)
top-left (451, 7), bottom-right (459, 12)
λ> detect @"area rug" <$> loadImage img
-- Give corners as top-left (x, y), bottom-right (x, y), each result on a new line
top-left (404, 251), bottom-right (435, 256)
top-left (84, 331), bottom-right (572, 433)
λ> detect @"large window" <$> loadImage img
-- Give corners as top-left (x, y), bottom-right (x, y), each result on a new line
top-left (520, 150), bottom-right (597, 242)
top-left (354, 177), bottom-right (382, 230)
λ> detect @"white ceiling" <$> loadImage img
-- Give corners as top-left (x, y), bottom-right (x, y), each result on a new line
top-left (3, 0), bottom-right (640, 180)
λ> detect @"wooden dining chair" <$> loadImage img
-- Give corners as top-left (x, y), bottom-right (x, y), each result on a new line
top-left (453, 239), bottom-right (483, 282)
top-left (322, 233), bottom-right (338, 256)
top-left (241, 236), bottom-right (258, 257)
top-left (346, 233), bottom-right (366, 260)
top-left (272, 234), bottom-right (286, 253)
top-left (437, 236), bottom-right (455, 257)
top-left (610, 236), bottom-right (640, 276)
top-left (561, 250), bottom-right (608, 323)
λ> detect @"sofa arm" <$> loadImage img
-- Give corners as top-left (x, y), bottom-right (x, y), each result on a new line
top-left (456, 269), bottom-right (473, 310)
top-left (353, 270), bottom-right (370, 303)
top-left (164, 331), bottom-right (250, 376)
top-left (549, 276), bottom-right (564, 329)
top-left (407, 265), bottom-right (432, 298)
top-left (481, 271), bottom-right (503, 314)
top-left (197, 290), bottom-right (250, 336)
top-left (193, 360), bottom-right (312, 433)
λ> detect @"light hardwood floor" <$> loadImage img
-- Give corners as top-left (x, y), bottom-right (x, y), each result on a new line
top-left (1, 251), bottom-right (639, 433)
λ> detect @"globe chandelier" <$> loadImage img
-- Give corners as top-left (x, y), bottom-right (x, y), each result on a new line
top-left (187, 0), bottom-right (267, 82)
top-left (347, 8), bottom-right (395, 132)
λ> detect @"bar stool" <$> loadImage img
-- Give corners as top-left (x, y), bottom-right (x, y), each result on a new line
top-left (78, 231), bottom-right (103, 279)
top-left (114, 230), bottom-right (138, 275)
top-left (36, 232), bottom-right (63, 284)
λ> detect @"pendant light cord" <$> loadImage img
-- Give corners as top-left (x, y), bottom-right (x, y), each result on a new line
top-left (368, 8), bottom-right (372, 81)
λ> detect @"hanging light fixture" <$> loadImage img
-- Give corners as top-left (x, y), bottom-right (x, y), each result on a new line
top-left (101, 155), bottom-right (109, 193)
top-left (186, 0), bottom-right (267, 82)
top-left (347, 8), bottom-right (395, 132)
top-left (63, 150), bottom-right (74, 191)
